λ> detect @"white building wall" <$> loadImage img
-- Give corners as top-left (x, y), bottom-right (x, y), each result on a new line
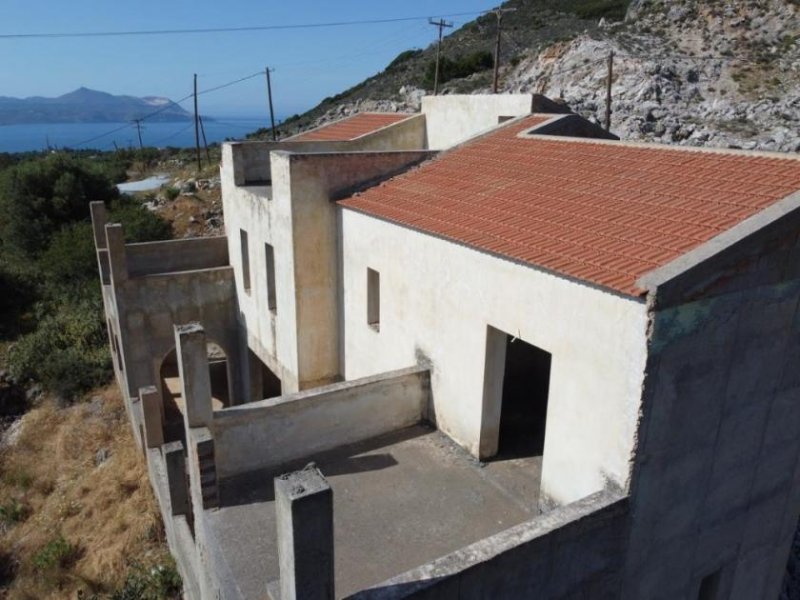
top-left (339, 208), bottom-right (649, 506)
top-left (221, 149), bottom-right (302, 392)
top-left (421, 94), bottom-right (535, 150)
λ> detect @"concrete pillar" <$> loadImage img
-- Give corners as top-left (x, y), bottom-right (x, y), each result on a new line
top-left (140, 386), bottom-right (164, 449)
top-left (164, 441), bottom-right (190, 517)
top-left (89, 201), bottom-right (108, 249)
top-left (104, 223), bottom-right (128, 284)
top-left (174, 323), bottom-right (213, 429)
top-left (271, 466), bottom-right (334, 600)
top-left (189, 427), bottom-right (219, 510)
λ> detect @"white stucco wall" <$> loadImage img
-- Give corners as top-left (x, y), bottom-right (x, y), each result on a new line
top-left (421, 94), bottom-right (534, 150)
top-left (339, 208), bottom-right (649, 506)
top-left (221, 150), bottom-right (302, 392)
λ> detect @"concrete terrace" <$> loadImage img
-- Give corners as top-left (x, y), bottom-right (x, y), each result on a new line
top-left (206, 425), bottom-right (542, 599)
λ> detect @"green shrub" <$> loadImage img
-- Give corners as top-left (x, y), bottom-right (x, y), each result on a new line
top-left (423, 51), bottom-right (494, 88)
top-left (7, 294), bottom-right (112, 399)
top-left (0, 499), bottom-right (30, 525)
top-left (109, 198), bottom-right (173, 243)
top-left (32, 536), bottom-right (80, 571)
top-left (164, 186), bottom-right (179, 201)
top-left (105, 561), bottom-right (182, 600)
top-left (0, 154), bottom-right (119, 258)
top-left (386, 49), bottom-right (423, 71)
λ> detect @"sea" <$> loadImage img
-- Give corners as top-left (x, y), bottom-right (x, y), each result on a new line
top-left (0, 117), bottom-right (274, 153)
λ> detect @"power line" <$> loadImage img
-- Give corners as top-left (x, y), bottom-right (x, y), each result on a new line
top-left (0, 12), bottom-right (485, 40)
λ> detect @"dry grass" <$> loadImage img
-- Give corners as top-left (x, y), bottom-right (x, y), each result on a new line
top-left (0, 385), bottom-right (177, 599)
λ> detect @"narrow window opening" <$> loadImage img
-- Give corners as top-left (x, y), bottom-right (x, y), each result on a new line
top-left (265, 243), bottom-right (277, 313)
top-left (698, 569), bottom-right (722, 600)
top-left (240, 229), bottom-right (251, 293)
top-left (367, 268), bottom-right (380, 331)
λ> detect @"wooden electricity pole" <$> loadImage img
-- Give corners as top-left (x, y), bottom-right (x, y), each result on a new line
top-left (193, 73), bottom-right (201, 172)
top-left (429, 18), bottom-right (453, 95)
top-left (605, 51), bottom-right (614, 131)
top-left (132, 119), bottom-right (144, 149)
top-left (199, 115), bottom-right (211, 163)
top-left (492, 7), bottom-right (517, 93)
top-left (265, 67), bottom-right (277, 141)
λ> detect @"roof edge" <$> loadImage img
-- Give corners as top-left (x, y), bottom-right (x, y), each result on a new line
top-left (284, 111), bottom-right (415, 142)
top-left (637, 189), bottom-right (800, 293)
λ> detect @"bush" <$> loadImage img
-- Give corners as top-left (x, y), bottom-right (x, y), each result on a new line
top-left (0, 499), bottom-right (30, 526)
top-left (423, 51), bottom-right (494, 88)
top-left (164, 186), bottom-right (179, 201)
top-left (0, 154), bottom-right (119, 259)
top-left (109, 562), bottom-right (182, 600)
top-left (7, 293), bottom-right (112, 399)
top-left (32, 536), bottom-right (80, 571)
top-left (109, 198), bottom-right (173, 242)
top-left (386, 49), bottom-right (423, 71)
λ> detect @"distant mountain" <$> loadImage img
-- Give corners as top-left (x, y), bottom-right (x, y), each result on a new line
top-left (0, 87), bottom-right (192, 125)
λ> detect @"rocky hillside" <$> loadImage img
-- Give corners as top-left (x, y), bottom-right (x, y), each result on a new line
top-left (263, 0), bottom-right (800, 153)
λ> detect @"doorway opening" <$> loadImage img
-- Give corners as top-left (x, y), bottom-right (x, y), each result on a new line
top-left (159, 341), bottom-right (233, 442)
top-left (497, 335), bottom-right (552, 459)
top-left (248, 349), bottom-right (282, 401)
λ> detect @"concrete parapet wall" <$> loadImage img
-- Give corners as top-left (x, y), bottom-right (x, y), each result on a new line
top-left (126, 236), bottom-right (229, 278)
top-left (213, 366), bottom-right (430, 479)
top-left (222, 114), bottom-right (426, 187)
top-left (349, 490), bottom-right (629, 599)
top-left (421, 94), bottom-right (535, 150)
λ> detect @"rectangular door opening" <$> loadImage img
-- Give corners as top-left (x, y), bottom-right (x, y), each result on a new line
top-left (497, 336), bottom-right (552, 459)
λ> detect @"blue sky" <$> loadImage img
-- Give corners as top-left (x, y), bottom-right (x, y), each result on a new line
top-left (1, 1), bottom-right (499, 118)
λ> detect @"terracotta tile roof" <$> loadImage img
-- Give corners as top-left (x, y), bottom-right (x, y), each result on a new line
top-left (339, 115), bottom-right (800, 296)
top-left (288, 112), bottom-right (413, 142)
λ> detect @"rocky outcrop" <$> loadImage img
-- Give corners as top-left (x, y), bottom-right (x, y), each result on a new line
top-left (298, 0), bottom-right (800, 153)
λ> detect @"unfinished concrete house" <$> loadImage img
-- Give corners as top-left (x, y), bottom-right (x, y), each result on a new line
top-left (92, 94), bottom-right (800, 599)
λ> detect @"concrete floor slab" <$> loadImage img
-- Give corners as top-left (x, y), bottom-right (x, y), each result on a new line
top-left (206, 425), bottom-right (542, 599)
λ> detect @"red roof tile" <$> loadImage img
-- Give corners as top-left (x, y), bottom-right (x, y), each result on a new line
top-left (338, 115), bottom-right (800, 296)
top-left (288, 112), bottom-right (413, 142)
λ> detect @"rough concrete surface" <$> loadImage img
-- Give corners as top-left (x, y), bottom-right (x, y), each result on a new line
top-left (206, 425), bottom-right (540, 599)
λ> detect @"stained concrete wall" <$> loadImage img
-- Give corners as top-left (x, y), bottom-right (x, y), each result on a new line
top-left (223, 114), bottom-right (426, 186)
top-left (213, 366), bottom-right (429, 479)
top-left (350, 490), bottom-right (629, 599)
top-left (623, 205), bottom-right (800, 599)
top-left (126, 236), bottom-right (229, 278)
top-left (221, 149), bottom-right (434, 395)
top-left (113, 266), bottom-right (243, 403)
top-left (339, 208), bottom-right (649, 507)
top-left (421, 94), bottom-right (535, 150)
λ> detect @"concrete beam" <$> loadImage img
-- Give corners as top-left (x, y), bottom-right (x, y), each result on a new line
top-left (174, 323), bottom-right (213, 429)
top-left (164, 441), bottom-right (190, 517)
top-left (104, 223), bottom-right (128, 283)
top-left (270, 466), bottom-right (334, 600)
top-left (140, 385), bottom-right (164, 449)
top-left (90, 201), bottom-right (108, 249)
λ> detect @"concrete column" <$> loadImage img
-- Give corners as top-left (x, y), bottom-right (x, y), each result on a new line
top-left (189, 427), bottom-right (219, 510)
top-left (164, 441), bottom-right (190, 517)
top-left (271, 466), bottom-right (334, 600)
top-left (89, 201), bottom-right (108, 249)
top-left (104, 223), bottom-right (128, 284)
top-left (140, 386), bottom-right (164, 449)
top-left (174, 323), bottom-right (213, 429)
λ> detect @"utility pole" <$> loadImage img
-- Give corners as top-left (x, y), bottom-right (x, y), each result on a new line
top-left (193, 73), bottom-right (202, 172)
top-left (605, 51), bottom-right (614, 132)
top-left (199, 115), bottom-right (211, 163)
top-left (132, 119), bottom-right (144, 149)
top-left (265, 67), bottom-right (277, 141)
top-left (492, 7), bottom-right (517, 94)
top-left (429, 18), bottom-right (453, 95)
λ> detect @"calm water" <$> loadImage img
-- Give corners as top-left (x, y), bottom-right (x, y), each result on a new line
top-left (0, 117), bottom-right (272, 153)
